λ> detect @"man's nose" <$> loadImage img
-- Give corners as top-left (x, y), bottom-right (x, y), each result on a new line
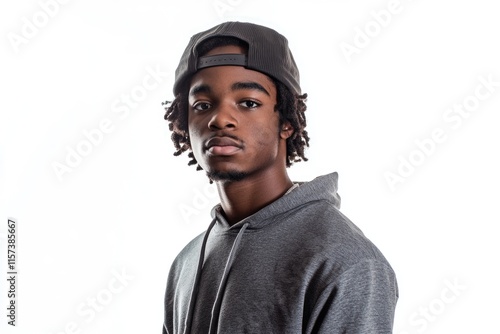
top-left (207, 102), bottom-right (238, 130)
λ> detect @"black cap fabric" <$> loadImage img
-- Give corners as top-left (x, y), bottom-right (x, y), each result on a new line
top-left (173, 21), bottom-right (301, 96)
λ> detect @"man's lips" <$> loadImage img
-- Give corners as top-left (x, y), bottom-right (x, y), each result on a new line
top-left (205, 136), bottom-right (243, 156)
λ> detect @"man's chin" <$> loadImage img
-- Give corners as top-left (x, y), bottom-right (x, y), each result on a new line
top-left (206, 170), bottom-right (248, 182)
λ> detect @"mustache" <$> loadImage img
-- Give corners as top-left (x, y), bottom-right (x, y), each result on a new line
top-left (203, 132), bottom-right (244, 149)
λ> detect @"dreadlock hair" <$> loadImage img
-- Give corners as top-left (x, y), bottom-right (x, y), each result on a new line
top-left (163, 36), bottom-right (310, 173)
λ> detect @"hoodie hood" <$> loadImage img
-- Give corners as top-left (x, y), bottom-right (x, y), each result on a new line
top-left (210, 172), bottom-right (341, 232)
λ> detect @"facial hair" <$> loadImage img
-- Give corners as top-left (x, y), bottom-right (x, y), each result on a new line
top-left (206, 170), bottom-right (248, 182)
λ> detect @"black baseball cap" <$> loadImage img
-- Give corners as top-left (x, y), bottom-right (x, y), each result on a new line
top-left (173, 21), bottom-right (301, 96)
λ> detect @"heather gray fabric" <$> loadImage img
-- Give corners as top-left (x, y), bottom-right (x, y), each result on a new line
top-left (163, 172), bottom-right (398, 333)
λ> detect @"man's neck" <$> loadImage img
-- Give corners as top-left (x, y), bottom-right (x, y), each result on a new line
top-left (215, 170), bottom-right (293, 225)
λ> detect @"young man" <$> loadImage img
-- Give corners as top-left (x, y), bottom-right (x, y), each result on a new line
top-left (162, 21), bottom-right (398, 333)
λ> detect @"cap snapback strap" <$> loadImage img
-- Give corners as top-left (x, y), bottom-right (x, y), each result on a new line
top-left (197, 54), bottom-right (247, 69)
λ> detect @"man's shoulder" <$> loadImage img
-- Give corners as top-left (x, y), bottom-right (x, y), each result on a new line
top-left (287, 200), bottom-right (391, 266)
top-left (169, 230), bottom-right (206, 269)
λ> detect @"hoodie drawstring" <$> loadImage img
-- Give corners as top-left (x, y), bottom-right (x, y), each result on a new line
top-left (208, 222), bottom-right (249, 334)
top-left (184, 218), bottom-right (250, 334)
top-left (183, 216), bottom-right (217, 334)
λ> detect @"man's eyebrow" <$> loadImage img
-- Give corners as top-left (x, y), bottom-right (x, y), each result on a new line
top-left (231, 82), bottom-right (270, 96)
top-left (189, 84), bottom-right (211, 96)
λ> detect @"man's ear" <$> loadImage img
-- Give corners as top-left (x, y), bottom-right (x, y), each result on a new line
top-left (280, 122), bottom-right (294, 140)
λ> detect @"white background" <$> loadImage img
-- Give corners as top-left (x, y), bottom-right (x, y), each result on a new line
top-left (1, 0), bottom-right (499, 333)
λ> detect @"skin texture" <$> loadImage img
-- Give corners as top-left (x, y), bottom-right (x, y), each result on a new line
top-left (188, 45), bottom-right (295, 225)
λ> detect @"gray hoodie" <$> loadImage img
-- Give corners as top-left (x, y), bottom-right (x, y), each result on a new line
top-left (163, 172), bottom-right (398, 333)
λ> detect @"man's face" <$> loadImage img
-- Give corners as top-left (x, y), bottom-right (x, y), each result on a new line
top-left (187, 45), bottom-right (290, 182)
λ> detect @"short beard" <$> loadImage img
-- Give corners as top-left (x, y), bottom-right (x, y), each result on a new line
top-left (206, 170), bottom-right (247, 182)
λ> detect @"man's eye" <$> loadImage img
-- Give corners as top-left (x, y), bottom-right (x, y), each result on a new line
top-left (193, 102), bottom-right (211, 111)
top-left (239, 100), bottom-right (260, 109)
